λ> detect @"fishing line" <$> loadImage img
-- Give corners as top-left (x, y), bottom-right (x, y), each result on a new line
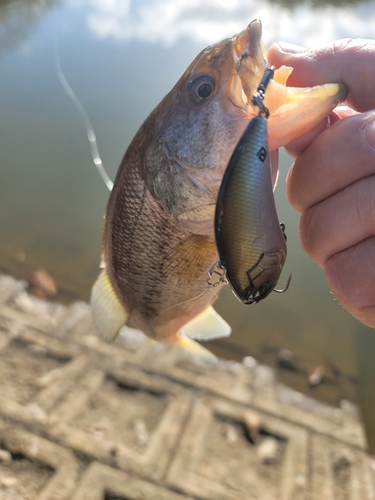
top-left (39, 0), bottom-right (114, 191)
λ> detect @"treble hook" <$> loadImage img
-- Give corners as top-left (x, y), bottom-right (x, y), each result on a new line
top-left (206, 260), bottom-right (228, 288)
top-left (273, 274), bottom-right (292, 294)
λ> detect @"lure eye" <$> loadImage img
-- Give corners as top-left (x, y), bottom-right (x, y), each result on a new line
top-left (188, 74), bottom-right (215, 103)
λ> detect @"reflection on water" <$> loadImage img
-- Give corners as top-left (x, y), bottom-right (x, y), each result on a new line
top-left (0, 0), bottom-right (374, 451)
top-left (269, 0), bottom-right (368, 8)
top-left (0, 0), bottom-right (57, 55)
top-left (83, 0), bottom-right (375, 46)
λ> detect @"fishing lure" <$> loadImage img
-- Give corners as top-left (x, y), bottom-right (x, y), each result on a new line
top-left (211, 67), bottom-right (290, 304)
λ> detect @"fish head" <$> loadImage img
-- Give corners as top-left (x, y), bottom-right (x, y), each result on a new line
top-left (163, 17), bottom-right (346, 159)
top-left (148, 20), bottom-right (345, 235)
top-left (202, 18), bottom-right (347, 151)
top-left (160, 19), bottom-right (270, 176)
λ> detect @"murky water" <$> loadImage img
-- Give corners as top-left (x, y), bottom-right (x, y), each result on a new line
top-left (1, 0), bottom-right (374, 451)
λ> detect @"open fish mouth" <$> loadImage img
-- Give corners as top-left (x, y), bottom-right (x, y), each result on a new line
top-left (228, 19), bottom-right (269, 113)
top-left (228, 19), bottom-right (347, 150)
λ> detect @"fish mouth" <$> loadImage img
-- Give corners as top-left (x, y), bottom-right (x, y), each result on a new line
top-left (228, 19), bottom-right (267, 113)
top-left (229, 19), bottom-right (347, 150)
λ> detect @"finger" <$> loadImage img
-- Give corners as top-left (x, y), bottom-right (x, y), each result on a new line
top-left (268, 39), bottom-right (375, 112)
top-left (299, 175), bottom-right (375, 268)
top-left (286, 111), bottom-right (375, 213)
top-left (285, 106), bottom-right (358, 158)
top-left (331, 106), bottom-right (359, 121)
top-left (284, 117), bottom-right (329, 158)
top-left (325, 236), bottom-right (375, 329)
top-left (270, 149), bottom-right (279, 188)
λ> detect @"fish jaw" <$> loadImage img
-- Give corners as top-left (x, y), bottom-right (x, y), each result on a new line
top-left (266, 81), bottom-right (346, 150)
top-left (224, 19), bottom-right (347, 150)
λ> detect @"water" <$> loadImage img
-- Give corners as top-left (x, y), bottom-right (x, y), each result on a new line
top-left (1, 0), bottom-right (374, 451)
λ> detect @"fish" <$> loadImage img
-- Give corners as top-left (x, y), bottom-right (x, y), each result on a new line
top-left (90, 19), bottom-right (346, 361)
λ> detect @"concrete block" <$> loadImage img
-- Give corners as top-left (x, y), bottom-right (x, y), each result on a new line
top-left (47, 365), bottom-right (192, 482)
top-left (310, 434), bottom-right (375, 500)
top-left (167, 397), bottom-right (309, 500)
top-left (142, 341), bottom-right (255, 404)
top-left (72, 462), bottom-right (193, 500)
top-left (0, 419), bottom-right (79, 500)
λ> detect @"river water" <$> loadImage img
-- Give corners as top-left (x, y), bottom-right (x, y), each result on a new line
top-left (1, 0), bottom-right (374, 451)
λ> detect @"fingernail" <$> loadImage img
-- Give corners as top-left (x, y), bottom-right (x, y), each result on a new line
top-left (276, 42), bottom-right (305, 54)
top-left (365, 119), bottom-right (375, 150)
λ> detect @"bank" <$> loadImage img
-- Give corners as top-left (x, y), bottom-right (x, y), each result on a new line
top-left (0, 274), bottom-right (374, 499)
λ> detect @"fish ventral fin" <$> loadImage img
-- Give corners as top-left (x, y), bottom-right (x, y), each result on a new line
top-left (175, 333), bottom-right (218, 364)
top-left (180, 306), bottom-right (231, 341)
top-left (90, 269), bottom-right (128, 341)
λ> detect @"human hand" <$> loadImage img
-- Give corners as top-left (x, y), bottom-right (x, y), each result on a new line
top-left (268, 39), bottom-right (375, 328)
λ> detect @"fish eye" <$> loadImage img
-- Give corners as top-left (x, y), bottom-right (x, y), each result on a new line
top-left (188, 74), bottom-right (215, 103)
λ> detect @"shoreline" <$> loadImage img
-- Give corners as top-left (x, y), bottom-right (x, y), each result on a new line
top-left (0, 273), bottom-right (374, 498)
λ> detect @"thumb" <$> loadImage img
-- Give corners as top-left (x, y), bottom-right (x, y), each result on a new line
top-left (268, 39), bottom-right (375, 113)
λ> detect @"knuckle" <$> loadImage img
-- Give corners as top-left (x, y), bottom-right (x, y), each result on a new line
top-left (325, 237), bottom-right (375, 327)
top-left (351, 177), bottom-right (375, 233)
top-left (314, 126), bottom-right (336, 173)
top-left (298, 207), bottom-right (326, 267)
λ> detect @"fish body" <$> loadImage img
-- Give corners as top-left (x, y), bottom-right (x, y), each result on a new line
top-left (91, 20), bottom-right (346, 360)
top-left (215, 116), bottom-right (286, 304)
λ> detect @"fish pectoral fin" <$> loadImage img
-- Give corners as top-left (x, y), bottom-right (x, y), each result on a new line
top-left (175, 333), bottom-right (218, 364)
top-left (90, 269), bottom-right (128, 342)
top-left (180, 306), bottom-right (231, 341)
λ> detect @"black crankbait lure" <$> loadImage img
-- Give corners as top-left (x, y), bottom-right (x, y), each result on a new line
top-left (211, 67), bottom-right (290, 304)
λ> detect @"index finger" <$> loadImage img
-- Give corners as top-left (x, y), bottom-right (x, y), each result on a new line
top-left (268, 39), bottom-right (375, 113)
top-left (285, 105), bottom-right (358, 158)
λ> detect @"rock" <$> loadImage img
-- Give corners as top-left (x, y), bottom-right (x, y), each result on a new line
top-left (308, 366), bottom-right (325, 387)
top-left (222, 424), bottom-right (238, 443)
top-left (134, 419), bottom-right (149, 446)
top-left (242, 356), bottom-right (256, 368)
top-left (27, 268), bottom-right (57, 299)
top-left (0, 449), bottom-right (12, 463)
top-left (1, 476), bottom-right (17, 487)
top-left (244, 411), bottom-right (261, 444)
top-left (27, 403), bottom-right (47, 422)
top-left (276, 349), bottom-right (299, 371)
top-left (257, 437), bottom-right (279, 464)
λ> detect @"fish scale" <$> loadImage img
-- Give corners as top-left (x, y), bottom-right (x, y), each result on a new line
top-left (106, 138), bottom-right (220, 338)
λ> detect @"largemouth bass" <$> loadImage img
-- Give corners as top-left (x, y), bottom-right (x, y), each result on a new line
top-left (91, 19), bottom-right (346, 361)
